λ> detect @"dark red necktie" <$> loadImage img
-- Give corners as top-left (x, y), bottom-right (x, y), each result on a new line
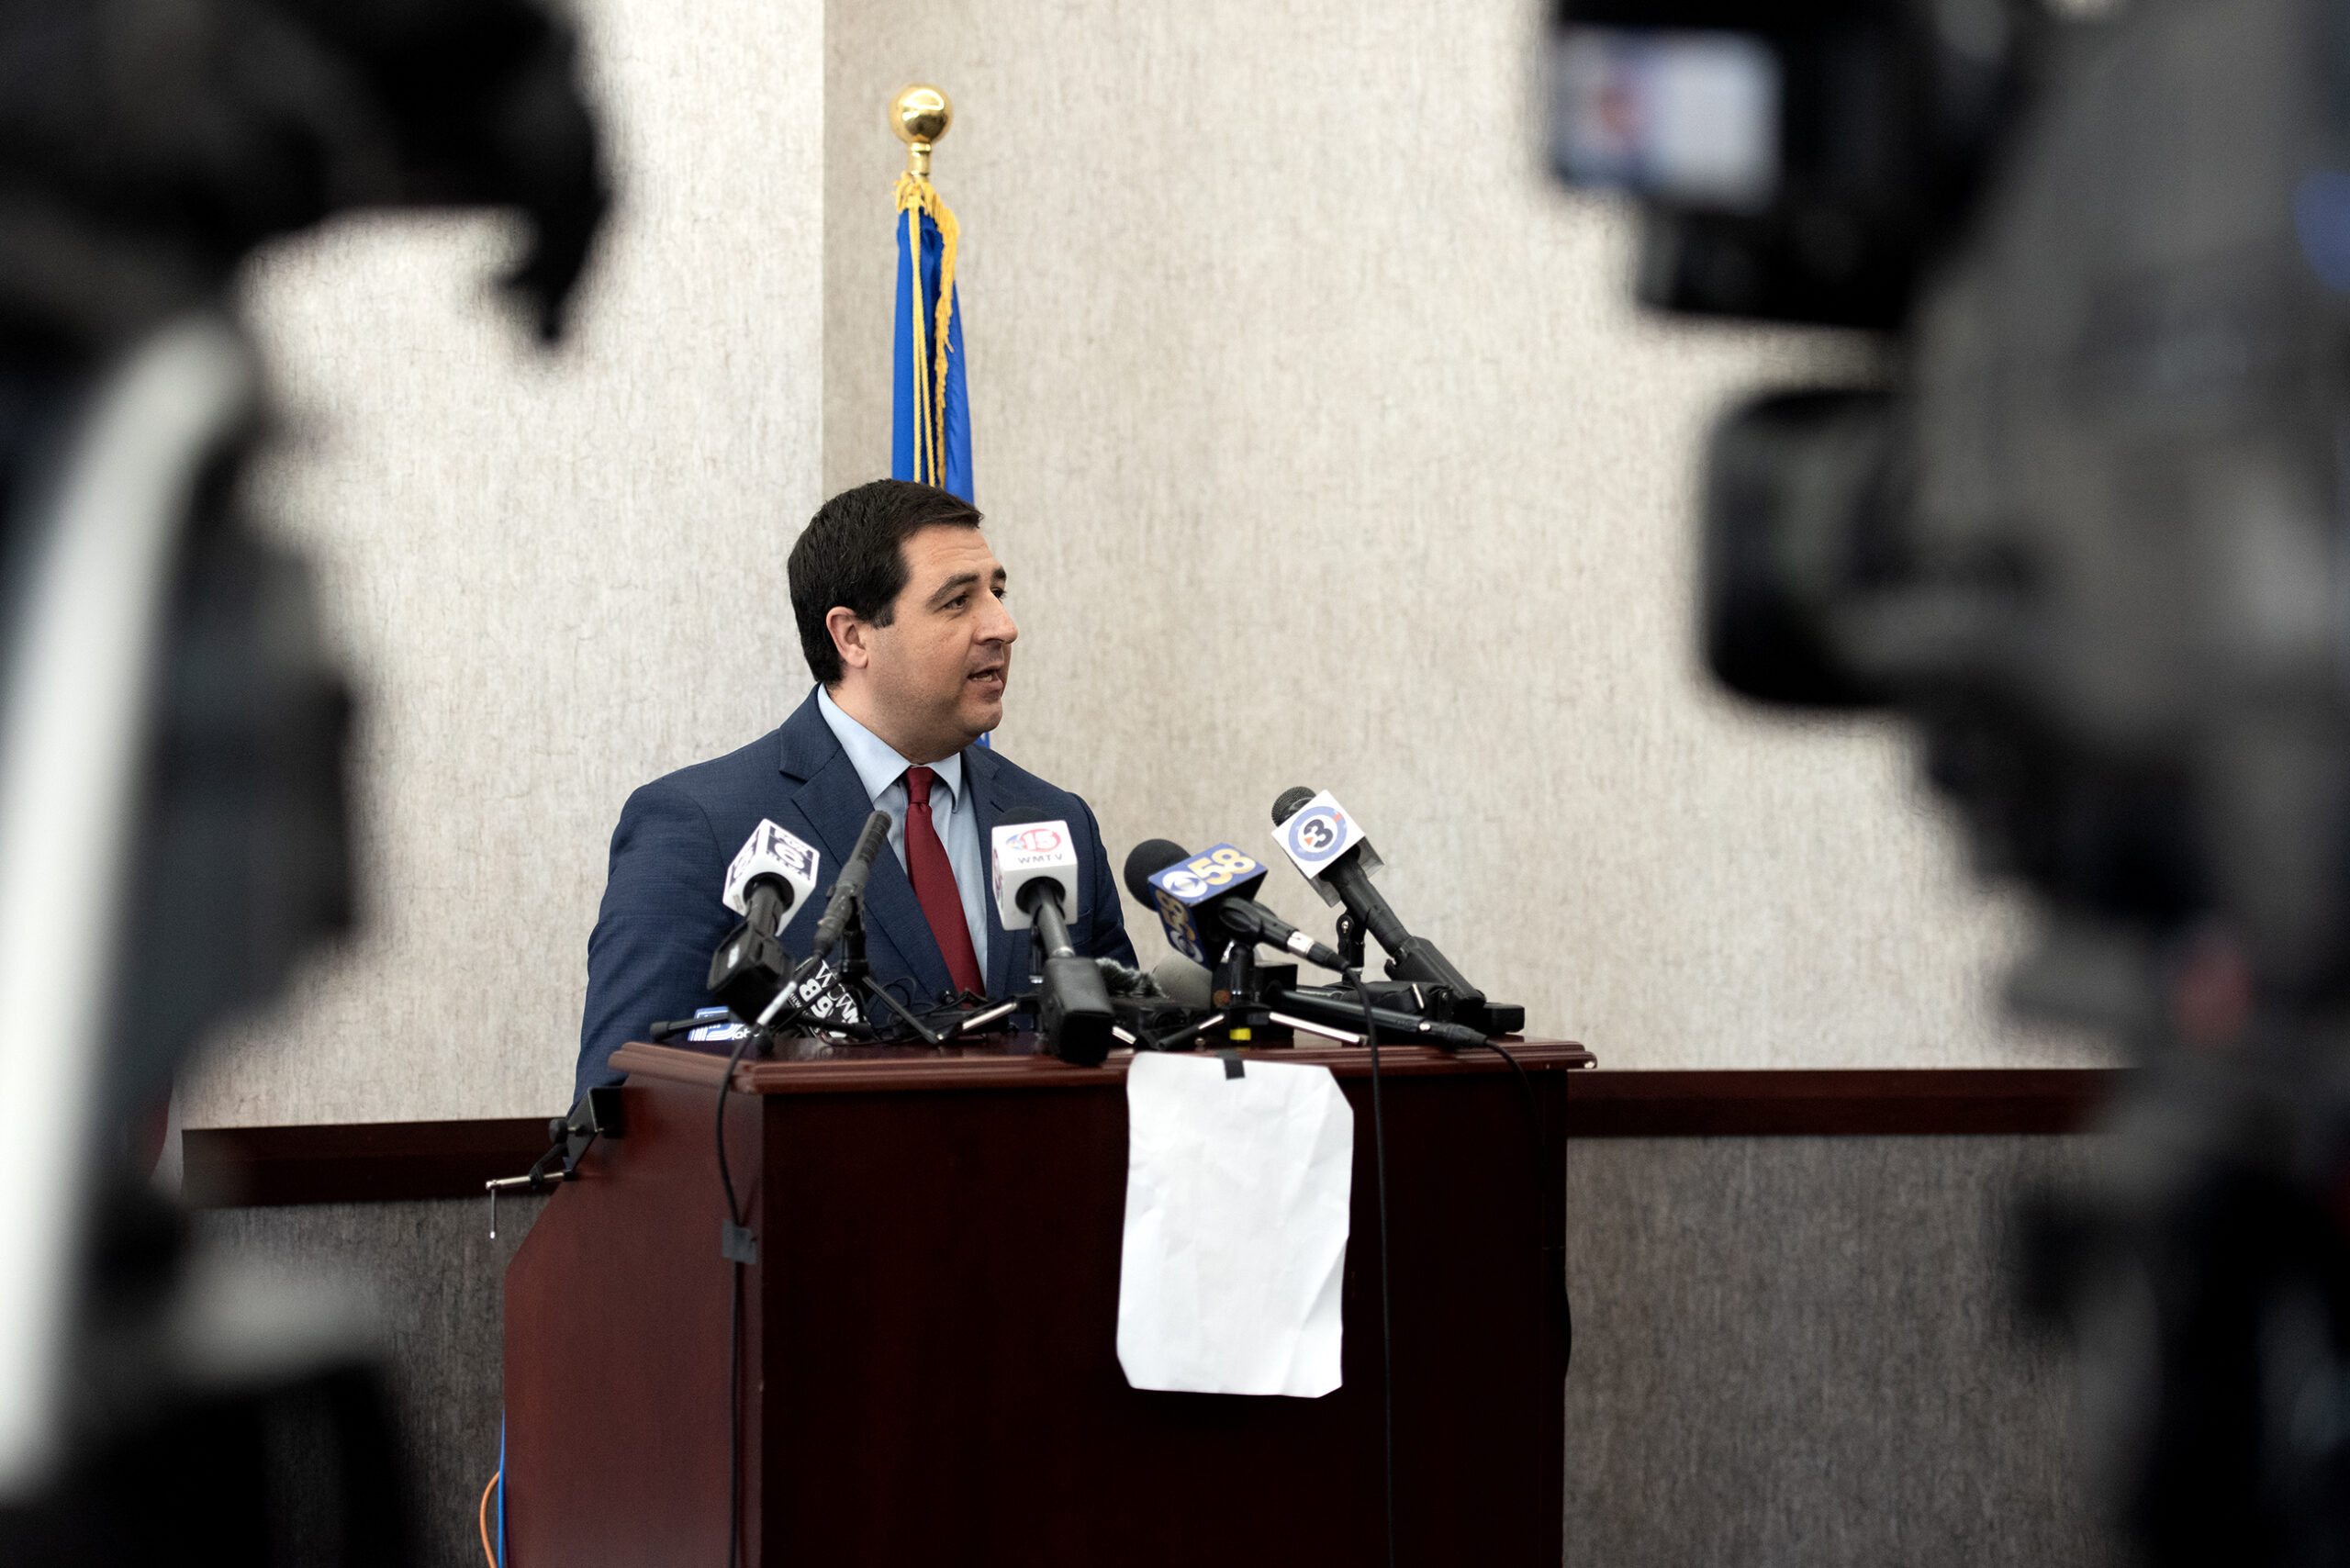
top-left (902, 765), bottom-right (984, 997)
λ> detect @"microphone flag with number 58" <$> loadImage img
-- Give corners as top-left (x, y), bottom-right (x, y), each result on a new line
top-left (892, 166), bottom-right (971, 502)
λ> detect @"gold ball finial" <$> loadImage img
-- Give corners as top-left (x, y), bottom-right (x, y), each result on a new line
top-left (890, 84), bottom-right (952, 177)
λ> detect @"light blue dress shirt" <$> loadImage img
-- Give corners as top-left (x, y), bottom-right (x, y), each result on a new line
top-left (813, 684), bottom-right (990, 980)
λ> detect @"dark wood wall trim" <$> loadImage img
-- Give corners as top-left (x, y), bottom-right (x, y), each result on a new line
top-left (181, 1069), bottom-right (2123, 1207)
top-left (1562, 1069), bottom-right (2120, 1138)
top-left (183, 1116), bottom-right (550, 1209)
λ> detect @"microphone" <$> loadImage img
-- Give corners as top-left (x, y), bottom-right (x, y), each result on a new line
top-left (1269, 986), bottom-right (1492, 1050)
top-left (991, 812), bottom-right (1115, 1066)
top-left (1144, 942), bottom-right (1490, 1047)
top-left (1148, 952), bottom-right (1214, 1010)
top-left (1270, 786), bottom-right (1480, 997)
top-left (992, 814), bottom-right (1080, 935)
top-left (1093, 957), bottom-right (1157, 996)
top-left (707, 820), bottom-right (822, 1024)
top-left (809, 809), bottom-right (893, 965)
top-left (1121, 838), bottom-right (1348, 972)
top-left (722, 819), bottom-right (822, 936)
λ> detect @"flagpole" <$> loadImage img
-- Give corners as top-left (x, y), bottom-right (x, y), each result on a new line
top-left (889, 84), bottom-right (982, 743)
top-left (890, 85), bottom-right (958, 490)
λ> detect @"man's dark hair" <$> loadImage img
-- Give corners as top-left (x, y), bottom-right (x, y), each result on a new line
top-left (789, 479), bottom-right (984, 685)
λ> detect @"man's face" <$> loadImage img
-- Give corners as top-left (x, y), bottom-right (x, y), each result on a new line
top-left (845, 524), bottom-right (1016, 761)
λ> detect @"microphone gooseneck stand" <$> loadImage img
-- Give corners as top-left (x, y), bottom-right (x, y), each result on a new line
top-left (811, 897), bottom-right (1013, 1046)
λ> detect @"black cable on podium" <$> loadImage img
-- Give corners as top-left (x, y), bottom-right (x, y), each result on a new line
top-left (1341, 987), bottom-right (1566, 1568)
top-left (1473, 1036), bottom-right (1571, 1375)
top-left (1344, 967), bottom-right (1396, 1568)
top-left (713, 979), bottom-right (816, 1568)
top-left (715, 1024), bottom-right (759, 1568)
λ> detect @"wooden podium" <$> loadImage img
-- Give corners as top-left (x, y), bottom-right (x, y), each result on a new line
top-left (502, 1035), bottom-right (1591, 1566)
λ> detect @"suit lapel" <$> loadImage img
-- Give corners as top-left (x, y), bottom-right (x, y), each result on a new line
top-left (773, 694), bottom-right (956, 1003)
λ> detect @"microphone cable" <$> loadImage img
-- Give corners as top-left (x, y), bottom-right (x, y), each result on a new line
top-left (712, 991), bottom-right (815, 1568)
top-left (716, 1023), bottom-right (759, 1568)
top-left (1335, 993), bottom-right (1565, 1568)
top-left (1473, 1037), bottom-right (1572, 1375)
top-left (1344, 966), bottom-right (1397, 1568)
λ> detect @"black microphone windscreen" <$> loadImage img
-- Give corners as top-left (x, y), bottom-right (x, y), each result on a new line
top-left (746, 877), bottom-right (791, 923)
top-left (994, 801), bottom-right (1054, 831)
top-left (1123, 838), bottom-right (1191, 903)
top-left (1271, 786), bottom-right (1315, 826)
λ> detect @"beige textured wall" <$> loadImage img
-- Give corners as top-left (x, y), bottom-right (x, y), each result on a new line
top-left (189, 0), bottom-right (2094, 1131)
top-left (823, 2), bottom-right (2096, 1070)
top-left (181, 0), bottom-right (827, 1127)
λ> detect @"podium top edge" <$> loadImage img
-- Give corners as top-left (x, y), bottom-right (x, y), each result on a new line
top-left (608, 1036), bottom-right (1595, 1096)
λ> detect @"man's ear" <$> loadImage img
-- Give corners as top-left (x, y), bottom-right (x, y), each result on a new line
top-left (825, 607), bottom-right (872, 674)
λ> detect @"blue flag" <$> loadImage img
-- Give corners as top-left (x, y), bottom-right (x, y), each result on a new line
top-left (892, 174), bottom-right (971, 501)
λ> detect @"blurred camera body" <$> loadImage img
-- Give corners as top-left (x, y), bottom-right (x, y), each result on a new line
top-left (1554, 0), bottom-right (2350, 1556)
top-left (1552, 0), bottom-right (2350, 1000)
top-left (0, 2), bottom-right (606, 1560)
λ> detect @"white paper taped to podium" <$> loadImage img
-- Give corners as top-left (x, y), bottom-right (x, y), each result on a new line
top-left (1115, 1051), bottom-right (1354, 1397)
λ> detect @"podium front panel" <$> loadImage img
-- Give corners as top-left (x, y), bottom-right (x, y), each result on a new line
top-left (506, 1037), bottom-right (1585, 1566)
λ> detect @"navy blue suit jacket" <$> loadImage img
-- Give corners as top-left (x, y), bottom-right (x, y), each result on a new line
top-left (576, 690), bottom-right (1137, 1095)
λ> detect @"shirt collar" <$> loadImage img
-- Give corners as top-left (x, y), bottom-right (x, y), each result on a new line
top-left (814, 684), bottom-right (964, 807)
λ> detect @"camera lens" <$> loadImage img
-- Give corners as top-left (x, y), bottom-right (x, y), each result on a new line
top-left (1701, 386), bottom-right (1906, 708)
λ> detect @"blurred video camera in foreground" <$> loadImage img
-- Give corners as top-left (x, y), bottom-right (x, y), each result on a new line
top-left (1552, 0), bottom-right (2350, 1556)
top-left (0, 2), bottom-right (604, 1561)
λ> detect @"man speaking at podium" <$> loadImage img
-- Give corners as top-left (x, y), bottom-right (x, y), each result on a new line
top-left (574, 479), bottom-right (1136, 1094)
